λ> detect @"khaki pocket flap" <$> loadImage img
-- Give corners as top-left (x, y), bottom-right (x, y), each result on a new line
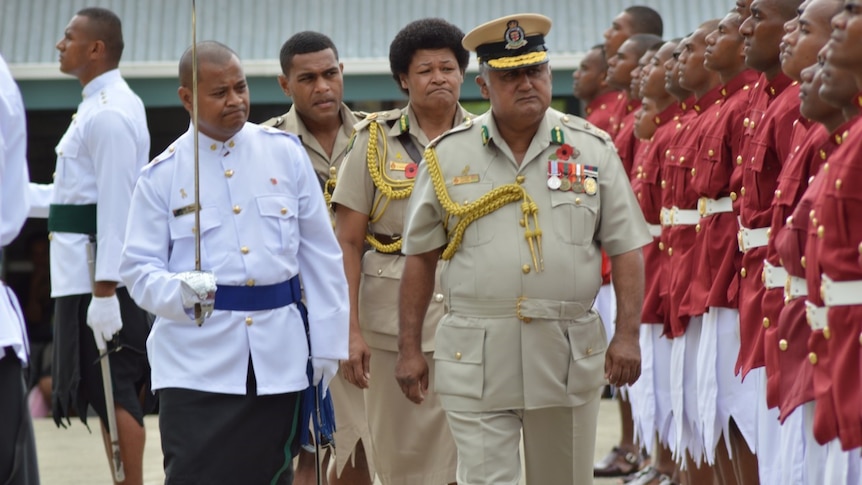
top-left (434, 325), bottom-right (485, 364)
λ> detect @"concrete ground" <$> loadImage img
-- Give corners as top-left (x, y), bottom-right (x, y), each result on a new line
top-left (32, 398), bottom-right (629, 484)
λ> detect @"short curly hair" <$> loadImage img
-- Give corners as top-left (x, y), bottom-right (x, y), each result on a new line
top-left (388, 18), bottom-right (469, 95)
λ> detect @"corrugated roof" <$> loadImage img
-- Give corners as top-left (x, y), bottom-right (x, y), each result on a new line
top-left (3, 0), bottom-right (730, 79)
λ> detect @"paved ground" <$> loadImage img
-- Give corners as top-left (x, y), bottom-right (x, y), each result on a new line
top-left (33, 398), bottom-right (627, 484)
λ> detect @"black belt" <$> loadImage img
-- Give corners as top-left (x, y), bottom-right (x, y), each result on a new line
top-left (372, 233), bottom-right (403, 256)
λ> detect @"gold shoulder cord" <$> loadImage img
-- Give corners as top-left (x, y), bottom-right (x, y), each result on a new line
top-left (323, 166), bottom-right (338, 227)
top-left (424, 146), bottom-right (544, 272)
top-left (365, 120), bottom-right (414, 253)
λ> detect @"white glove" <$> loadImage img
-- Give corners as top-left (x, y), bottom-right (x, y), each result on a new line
top-left (312, 357), bottom-right (339, 393)
top-left (172, 270), bottom-right (217, 319)
top-left (87, 294), bottom-right (123, 351)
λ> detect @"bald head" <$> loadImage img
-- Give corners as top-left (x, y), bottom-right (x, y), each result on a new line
top-left (179, 41), bottom-right (239, 87)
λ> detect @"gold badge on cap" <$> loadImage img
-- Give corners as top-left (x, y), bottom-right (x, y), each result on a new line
top-left (504, 20), bottom-right (528, 49)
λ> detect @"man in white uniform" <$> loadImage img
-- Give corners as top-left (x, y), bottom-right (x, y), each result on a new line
top-left (120, 41), bottom-right (348, 484)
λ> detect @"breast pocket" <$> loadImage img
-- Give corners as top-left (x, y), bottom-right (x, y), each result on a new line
top-left (566, 314), bottom-right (608, 395)
top-left (256, 195), bottom-right (299, 255)
top-left (168, 207), bottom-right (222, 267)
top-left (55, 135), bottom-right (83, 186)
top-left (747, 140), bottom-right (779, 211)
top-left (550, 190), bottom-right (599, 246)
top-left (433, 322), bottom-right (485, 399)
top-left (445, 183), bottom-right (494, 247)
top-left (830, 165), bottom-right (862, 246)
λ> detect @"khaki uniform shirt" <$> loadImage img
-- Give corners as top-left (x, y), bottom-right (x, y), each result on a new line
top-left (262, 103), bottom-right (358, 188)
top-left (402, 108), bottom-right (652, 412)
top-left (331, 104), bottom-right (472, 352)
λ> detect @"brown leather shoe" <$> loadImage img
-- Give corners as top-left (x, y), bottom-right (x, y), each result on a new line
top-left (593, 446), bottom-right (644, 477)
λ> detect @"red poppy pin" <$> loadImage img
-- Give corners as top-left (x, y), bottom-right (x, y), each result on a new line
top-left (556, 143), bottom-right (574, 161)
top-left (405, 162), bottom-right (418, 179)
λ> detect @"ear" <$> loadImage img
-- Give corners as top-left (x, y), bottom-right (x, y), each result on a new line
top-left (339, 62), bottom-right (345, 74)
top-left (277, 74), bottom-right (292, 97)
top-left (398, 73), bottom-right (409, 91)
top-left (90, 39), bottom-right (106, 60)
top-left (178, 86), bottom-right (193, 113)
top-left (475, 75), bottom-right (490, 100)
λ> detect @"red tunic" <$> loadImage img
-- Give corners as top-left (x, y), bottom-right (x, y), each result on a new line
top-left (736, 73), bottom-right (800, 378)
top-left (811, 101), bottom-right (862, 450)
top-left (585, 90), bottom-right (628, 136)
top-left (605, 91), bottom-right (636, 139)
top-left (664, 87), bottom-right (724, 337)
top-left (633, 103), bottom-right (683, 325)
top-left (763, 121), bottom-right (829, 410)
top-left (689, 70), bottom-right (760, 316)
top-left (613, 100), bottom-right (643, 178)
top-left (774, 124), bottom-right (847, 423)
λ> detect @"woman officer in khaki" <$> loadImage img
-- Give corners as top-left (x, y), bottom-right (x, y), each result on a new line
top-left (330, 17), bottom-right (471, 485)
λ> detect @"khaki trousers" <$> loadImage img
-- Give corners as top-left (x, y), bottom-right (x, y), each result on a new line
top-left (445, 393), bottom-right (601, 485)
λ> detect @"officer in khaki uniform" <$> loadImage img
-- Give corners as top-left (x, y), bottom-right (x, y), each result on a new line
top-left (261, 31), bottom-right (373, 484)
top-left (331, 18), bottom-right (470, 485)
top-left (397, 14), bottom-right (652, 485)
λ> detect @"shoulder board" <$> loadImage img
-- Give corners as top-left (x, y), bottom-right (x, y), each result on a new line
top-left (259, 124), bottom-right (292, 137)
top-left (427, 116), bottom-right (476, 149)
top-left (352, 108), bottom-right (402, 132)
top-left (260, 114), bottom-right (286, 129)
top-left (146, 143), bottom-right (178, 169)
top-left (352, 110), bottom-right (370, 119)
top-left (560, 114), bottom-right (613, 144)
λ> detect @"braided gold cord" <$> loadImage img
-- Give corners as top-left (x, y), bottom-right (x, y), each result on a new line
top-left (424, 146), bottom-right (544, 271)
top-left (365, 120), bottom-right (415, 254)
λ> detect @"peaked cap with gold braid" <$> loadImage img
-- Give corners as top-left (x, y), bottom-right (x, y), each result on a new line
top-left (462, 13), bottom-right (552, 71)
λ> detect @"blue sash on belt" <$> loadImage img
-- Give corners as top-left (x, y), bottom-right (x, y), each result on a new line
top-left (213, 276), bottom-right (301, 312)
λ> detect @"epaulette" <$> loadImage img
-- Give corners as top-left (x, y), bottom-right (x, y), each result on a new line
top-left (352, 110), bottom-right (370, 120)
top-left (427, 116), bottom-right (476, 149)
top-left (352, 108), bottom-right (402, 132)
top-left (259, 124), bottom-right (293, 137)
top-left (560, 114), bottom-right (613, 144)
top-left (145, 143), bottom-right (178, 170)
top-left (260, 115), bottom-right (286, 129)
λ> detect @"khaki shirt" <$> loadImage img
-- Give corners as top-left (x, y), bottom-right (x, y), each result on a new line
top-left (331, 104), bottom-right (472, 352)
top-left (262, 103), bottom-right (358, 186)
top-left (403, 108), bottom-right (652, 411)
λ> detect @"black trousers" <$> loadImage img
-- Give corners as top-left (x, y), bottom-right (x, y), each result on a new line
top-left (159, 359), bottom-right (298, 485)
top-left (0, 347), bottom-right (40, 485)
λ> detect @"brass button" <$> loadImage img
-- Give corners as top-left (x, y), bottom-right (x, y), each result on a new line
top-left (668, 247), bottom-right (674, 256)
top-left (801, 256), bottom-right (807, 269)
top-left (695, 223), bottom-right (701, 233)
top-left (233, 205), bottom-right (242, 214)
top-left (586, 347), bottom-right (593, 356)
top-left (823, 163), bottom-right (829, 172)
top-left (775, 189), bottom-right (781, 199)
top-left (455, 352), bottom-right (462, 360)
top-left (228, 140), bottom-right (236, 148)
top-left (736, 155), bottom-right (743, 165)
top-left (245, 316), bottom-right (253, 326)
top-left (516, 175), bottom-right (526, 184)
top-left (741, 268), bottom-right (747, 278)
top-left (808, 352), bottom-right (818, 365)
top-left (658, 242), bottom-right (665, 251)
top-left (225, 169), bottom-right (235, 178)
top-left (824, 327), bottom-right (831, 340)
top-left (730, 192), bottom-right (738, 201)
top-left (522, 317), bottom-right (533, 323)
top-left (48, 232), bottom-right (53, 241)
top-left (434, 293), bottom-right (444, 303)
top-left (377, 269), bottom-right (383, 275)
top-left (779, 339), bottom-right (788, 351)
top-left (679, 156), bottom-right (685, 164)
top-left (809, 209), bottom-right (816, 220)
top-left (750, 120), bottom-right (756, 129)
top-left (786, 215), bottom-right (794, 226)
top-left (575, 198), bottom-right (582, 205)
top-left (519, 218), bottom-right (526, 227)
top-left (246, 279), bottom-right (255, 286)
top-left (708, 149), bottom-right (715, 157)
top-left (741, 186), bottom-right (746, 196)
top-left (743, 117), bottom-right (750, 127)
top-left (817, 225), bottom-right (825, 238)
top-left (280, 208), bottom-right (288, 215)
top-left (661, 180), bottom-right (667, 189)
top-left (522, 264), bottom-right (531, 274)
top-left (762, 317), bottom-right (770, 329)
top-left (241, 246), bottom-right (249, 254)
top-left (858, 242), bottom-right (862, 255)
top-left (836, 179), bottom-right (843, 190)
top-left (691, 168), bottom-right (696, 177)
top-left (210, 143), bottom-right (217, 151)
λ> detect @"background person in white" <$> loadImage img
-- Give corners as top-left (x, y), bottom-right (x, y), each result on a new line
top-left (0, 51), bottom-right (39, 485)
top-left (27, 8), bottom-right (152, 484)
top-left (119, 41), bottom-right (348, 484)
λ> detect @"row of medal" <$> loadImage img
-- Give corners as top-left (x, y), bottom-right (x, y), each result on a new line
top-left (547, 161), bottom-right (599, 195)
